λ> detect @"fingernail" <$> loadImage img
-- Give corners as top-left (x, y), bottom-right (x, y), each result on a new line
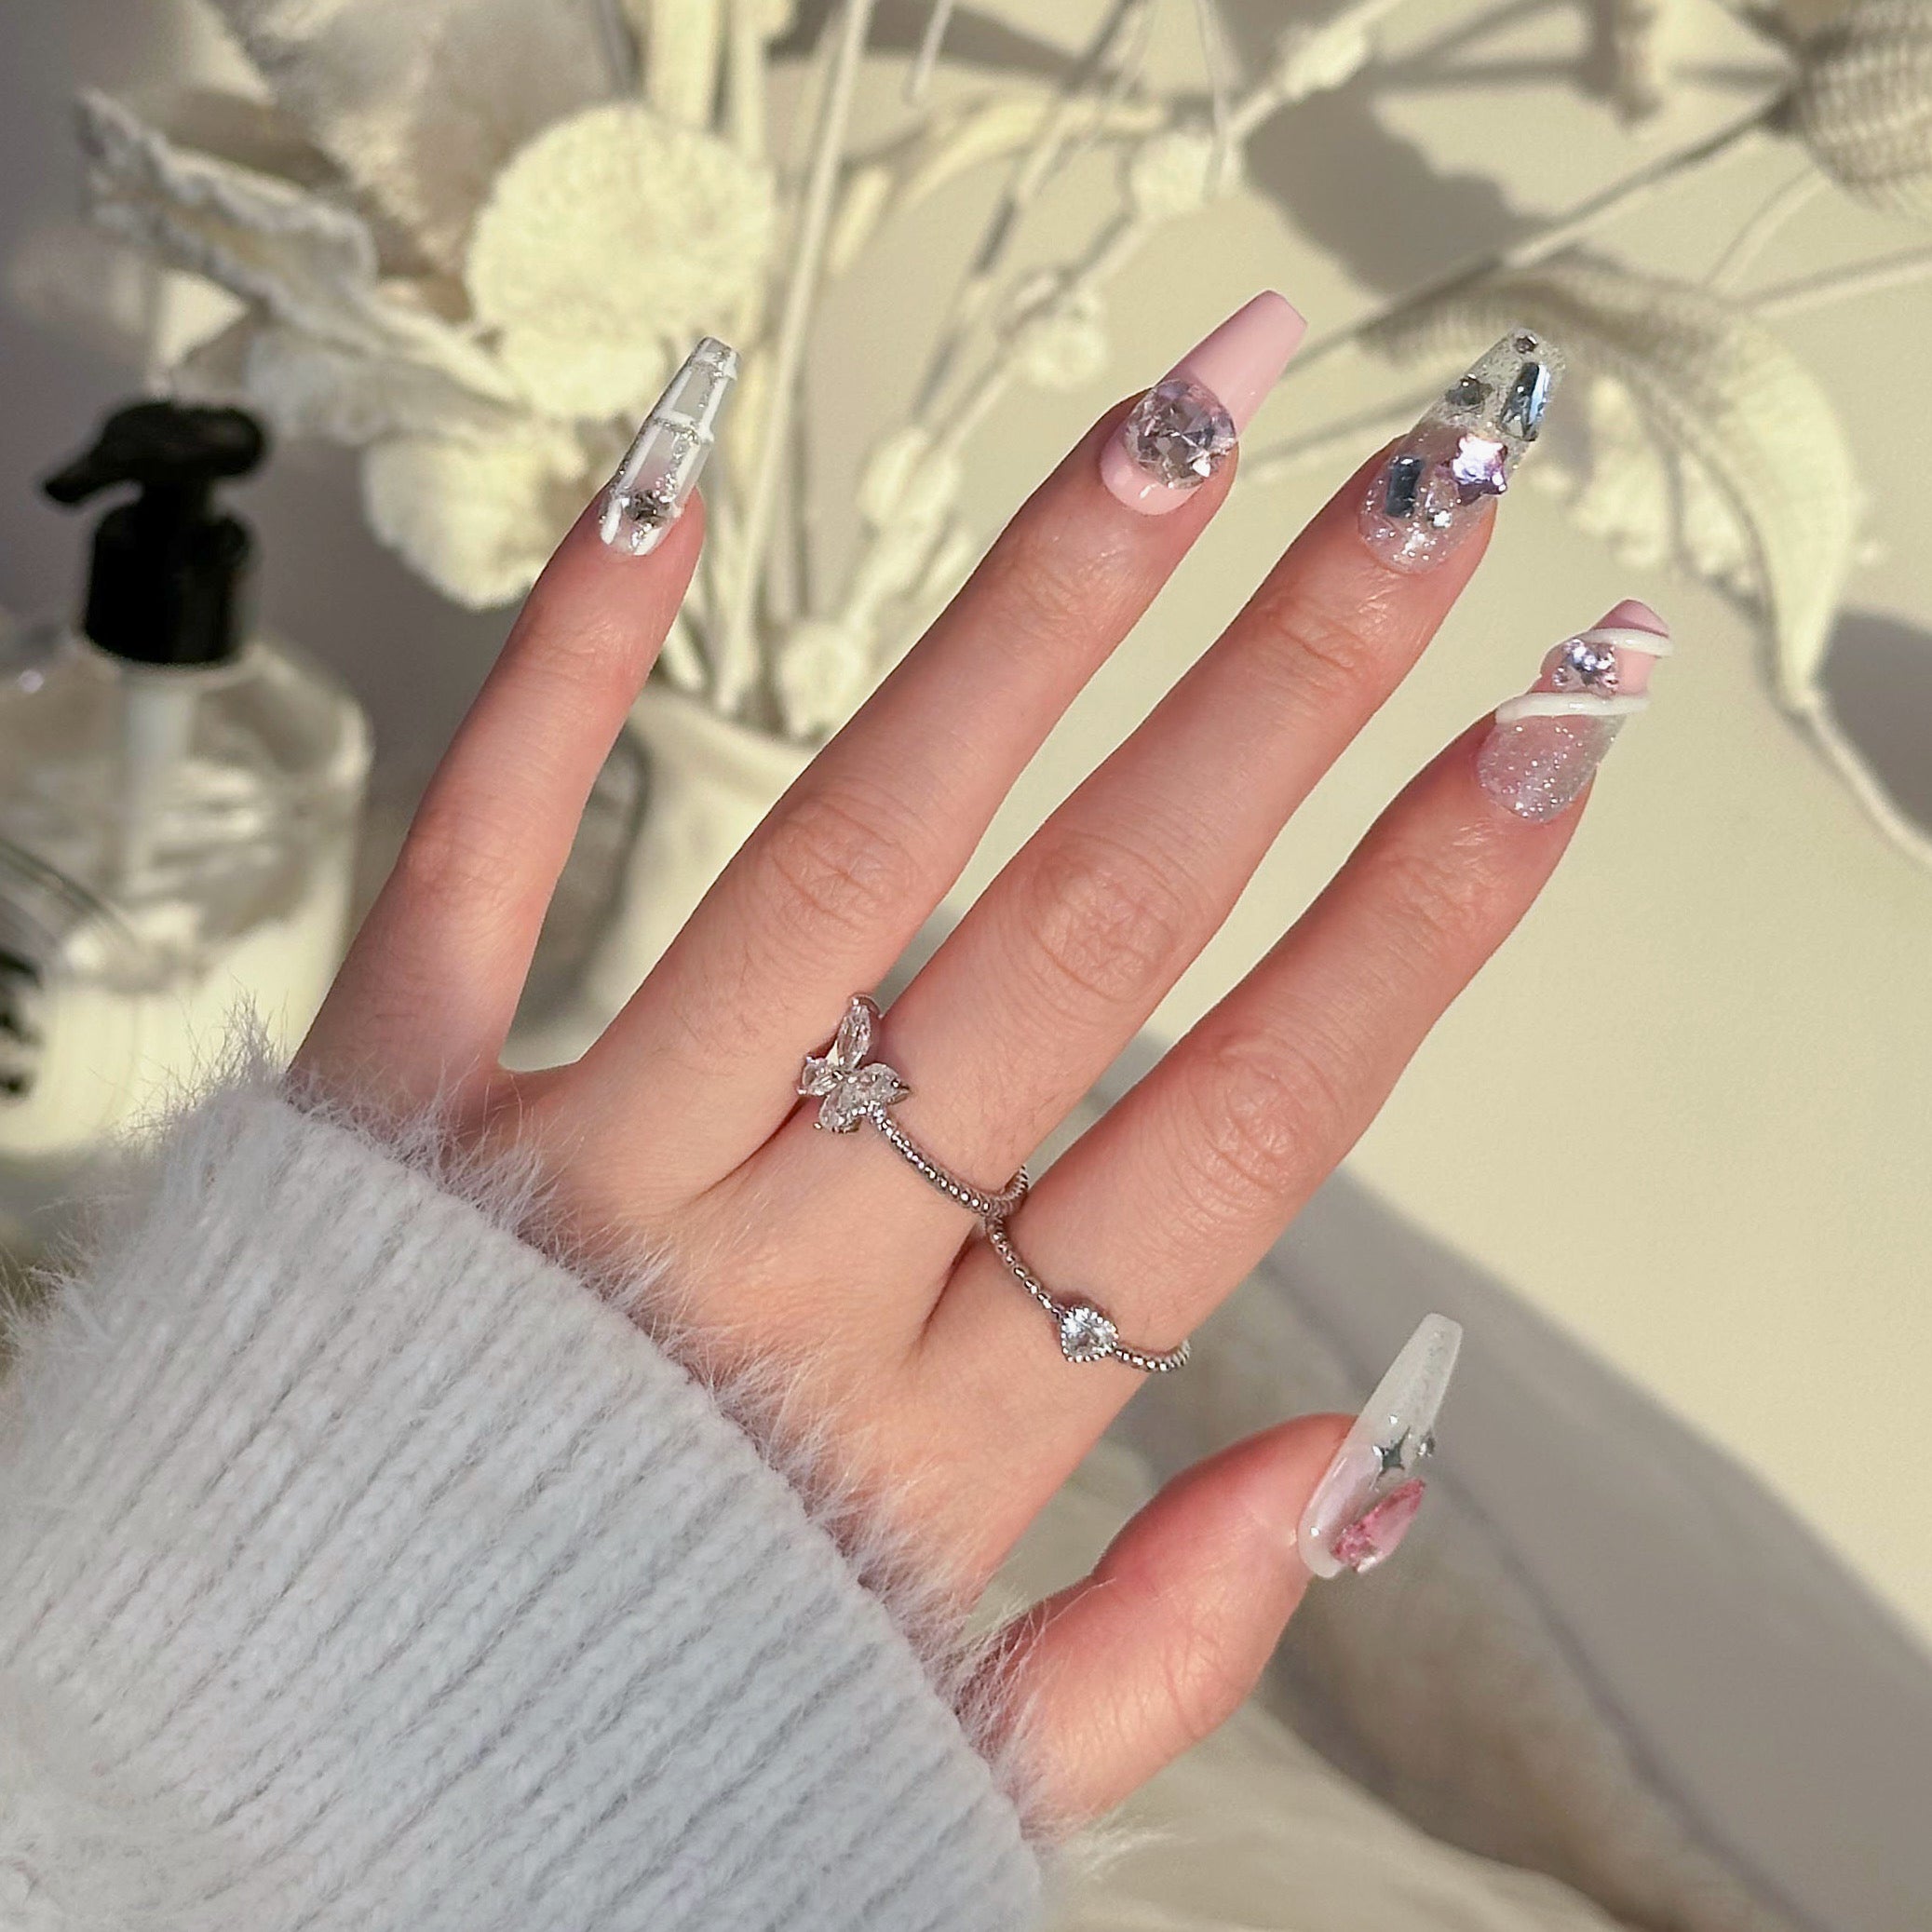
top-left (1101, 290), bottom-right (1307, 515)
top-left (1359, 328), bottom-right (1564, 572)
top-left (598, 335), bottom-right (739, 555)
top-left (1477, 599), bottom-right (1672, 822)
top-left (1297, 1314), bottom-right (1461, 1581)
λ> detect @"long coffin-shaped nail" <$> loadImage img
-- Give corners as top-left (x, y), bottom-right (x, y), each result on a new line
top-left (1360, 328), bottom-right (1565, 572)
top-left (1478, 599), bottom-right (1671, 822)
top-left (1297, 1314), bottom-right (1462, 1580)
top-left (598, 335), bottom-right (739, 555)
top-left (1100, 290), bottom-right (1307, 515)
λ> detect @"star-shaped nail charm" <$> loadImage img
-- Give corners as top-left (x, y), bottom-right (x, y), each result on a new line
top-left (1449, 431), bottom-right (1509, 500)
top-left (1376, 1433), bottom-right (1411, 1478)
top-left (798, 995), bottom-right (910, 1132)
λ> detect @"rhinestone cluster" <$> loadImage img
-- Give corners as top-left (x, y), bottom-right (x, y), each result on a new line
top-left (1361, 328), bottom-right (1564, 572)
top-left (1549, 633), bottom-right (1621, 693)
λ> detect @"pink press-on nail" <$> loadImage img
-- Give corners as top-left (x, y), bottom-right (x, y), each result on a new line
top-left (1477, 600), bottom-right (1672, 822)
top-left (1100, 290), bottom-right (1306, 515)
top-left (1298, 1315), bottom-right (1461, 1581)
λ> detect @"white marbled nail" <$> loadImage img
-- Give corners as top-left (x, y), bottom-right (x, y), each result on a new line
top-left (598, 336), bottom-right (738, 555)
top-left (1297, 1315), bottom-right (1462, 1580)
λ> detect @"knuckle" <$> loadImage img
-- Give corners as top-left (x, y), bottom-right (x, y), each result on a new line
top-left (990, 527), bottom-right (1126, 652)
top-left (1173, 1026), bottom-right (1355, 1229)
top-left (756, 785), bottom-right (925, 947)
top-left (1150, 1592), bottom-right (1250, 1750)
top-left (1369, 826), bottom-right (1502, 963)
top-left (1007, 827), bottom-right (1195, 1016)
top-left (393, 797), bottom-right (528, 935)
top-left (1253, 593), bottom-right (1385, 709)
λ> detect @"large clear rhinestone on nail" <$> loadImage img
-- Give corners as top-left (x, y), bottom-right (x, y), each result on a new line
top-left (1058, 1303), bottom-right (1118, 1363)
top-left (1121, 377), bottom-right (1236, 491)
top-left (1550, 634), bottom-right (1620, 692)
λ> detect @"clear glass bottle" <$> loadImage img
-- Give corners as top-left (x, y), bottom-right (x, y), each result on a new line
top-left (0, 402), bottom-right (369, 1252)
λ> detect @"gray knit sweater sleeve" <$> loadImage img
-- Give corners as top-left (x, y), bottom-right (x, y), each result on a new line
top-left (0, 1088), bottom-right (1043, 1931)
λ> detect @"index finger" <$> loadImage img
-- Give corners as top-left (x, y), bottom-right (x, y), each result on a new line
top-left (297, 340), bottom-right (734, 1114)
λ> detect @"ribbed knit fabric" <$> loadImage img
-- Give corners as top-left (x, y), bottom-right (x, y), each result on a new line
top-left (0, 1088), bottom-right (1042, 1930)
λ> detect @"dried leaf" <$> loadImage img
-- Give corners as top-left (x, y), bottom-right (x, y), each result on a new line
top-left (173, 315), bottom-right (518, 444)
top-left (79, 88), bottom-right (377, 339)
top-left (203, 0), bottom-right (615, 272)
top-left (1367, 262), bottom-right (1858, 706)
top-left (77, 91), bottom-right (521, 416)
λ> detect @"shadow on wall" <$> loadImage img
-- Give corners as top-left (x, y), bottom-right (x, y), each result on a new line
top-left (1821, 610), bottom-right (1932, 835)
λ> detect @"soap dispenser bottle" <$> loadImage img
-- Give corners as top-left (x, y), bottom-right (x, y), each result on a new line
top-left (0, 400), bottom-right (370, 1247)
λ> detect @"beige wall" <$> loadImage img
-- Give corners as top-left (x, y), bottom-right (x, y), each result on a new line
top-left (917, 1), bottom-right (1932, 1642)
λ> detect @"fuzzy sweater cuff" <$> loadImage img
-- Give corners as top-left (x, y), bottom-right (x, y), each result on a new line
top-left (0, 1088), bottom-right (1041, 1931)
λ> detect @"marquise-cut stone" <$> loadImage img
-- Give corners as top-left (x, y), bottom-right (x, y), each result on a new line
top-left (1499, 359), bottom-right (1552, 439)
top-left (1057, 1303), bottom-right (1117, 1363)
top-left (1121, 377), bottom-right (1236, 491)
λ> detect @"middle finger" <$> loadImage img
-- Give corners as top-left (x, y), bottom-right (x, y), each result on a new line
top-left (804, 328), bottom-right (1560, 1277)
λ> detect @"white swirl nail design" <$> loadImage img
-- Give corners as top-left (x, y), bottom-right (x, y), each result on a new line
top-left (1479, 612), bottom-right (1673, 821)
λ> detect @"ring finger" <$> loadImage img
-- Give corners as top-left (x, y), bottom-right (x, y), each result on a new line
top-left (914, 600), bottom-right (1672, 1574)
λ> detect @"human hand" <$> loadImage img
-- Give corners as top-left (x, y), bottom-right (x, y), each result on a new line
top-left (296, 300), bottom-right (1669, 1821)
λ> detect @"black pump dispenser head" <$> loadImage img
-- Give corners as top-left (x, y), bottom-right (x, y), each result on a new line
top-left (42, 401), bottom-right (268, 668)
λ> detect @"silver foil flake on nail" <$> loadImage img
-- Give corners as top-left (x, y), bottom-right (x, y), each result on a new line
top-left (1120, 376), bottom-right (1237, 493)
top-left (1360, 328), bottom-right (1565, 573)
top-left (1382, 452), bottom-right (1425, 519)
top-left (599, 335), bottom-right (738, 556)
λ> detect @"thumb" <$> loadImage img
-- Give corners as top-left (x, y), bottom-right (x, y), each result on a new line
top-left (986, 1315), bottom-right (1459, 1821)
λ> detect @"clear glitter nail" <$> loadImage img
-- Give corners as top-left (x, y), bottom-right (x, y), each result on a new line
top-left (598, 336), bottom-right (738, 556)
top-left (1477, 714), bottom-right (1623, 821)
top-left (1360, 328), bottom-right (1565, 574)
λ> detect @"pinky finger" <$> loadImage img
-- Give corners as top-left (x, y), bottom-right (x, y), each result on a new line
top-left (988, 1317), bottom-right (1459, 1821)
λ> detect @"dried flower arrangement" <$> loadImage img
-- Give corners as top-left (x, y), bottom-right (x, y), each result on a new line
top-left (70, 0), bottom-right (1932, 865)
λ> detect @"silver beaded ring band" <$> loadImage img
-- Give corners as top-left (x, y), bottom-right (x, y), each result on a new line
top-left (797, 996), bottom-right (1029, 1222)
top-left (799, 995), bottom-right (1190, 1373)
top-left (983, 1220), bottom-right (1191, 1373)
